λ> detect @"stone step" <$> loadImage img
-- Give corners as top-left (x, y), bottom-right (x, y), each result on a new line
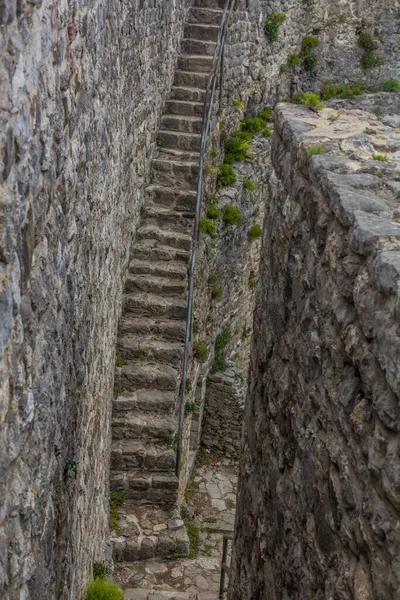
top-left (146, 185), bottom-right (197, 213)
top-left (111, 438), bottom-right (176, 472)
top-left (177, 54), bottom-right (213, 74)
top-left (112, 411), bottom-right (176, 441)
top-left (166, 99), bottom-right (204, 117)
top-left (136, 225), bottom-right (192, 251)
top-left (119, 317), bottom-right (186, 343)
top-left (174, 70), bottom-right (209, 89)
top-left (115, 360), bottom-right (180, 392)
top-left (117, 336), bottom-right (184, 364)
top-left (156, 146), bottom-right (200, 162)
top-left (129, 258), bottom-right (188, 279)
top-left (123, 590), bottom-right (193, 600)
top-left (152, 158), bottom-right (199, 189)
top-left (158, 129), bottom-right (201, 152)
top-left (184, 23), bottom-right (220, 42)
top-left (122, 292), bottom-right (187, 320)
top-left (195, 0), bottom-right (226, 8)
top-left (142, 209), bottom-right (194, 236)
top-left (161, 113), bottom-right (203, 134)
top-left (181, 38), bottom-right (216, 57)
top-left (112, 506), bottom-right (189, 563)
top-left (110, 471), bottom-right (180, 506)
top-left (170, 85), bottom-right (206, 103)
top-left (189, 6), bottom-right (223, 25)
top-left (113, 389), bottom-right (176, 414)
top-left (125, 274), bottom-right (187, 297)
top-left (132, 240), bottom-right (191, 263)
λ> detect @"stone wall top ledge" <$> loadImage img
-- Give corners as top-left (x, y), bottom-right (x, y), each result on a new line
top-left (274, 102), bottom-right (400, 300)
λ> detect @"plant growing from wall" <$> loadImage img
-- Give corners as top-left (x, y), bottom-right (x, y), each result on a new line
top-left (241, 117), bottom-right (267, 134)
top-left (356, 27), bottom-right (381, 69)
top-left (288, 52), bottom-right (300, 68)
top-left (215, 326), bottom-right (232, 350)
top-left (381, 79), bottom-right (400, 92)
top-left (301, 35), bottom-right (320, 71)
top-left (199, 218), bottom-right (216, 236)
top-left (258, 106), bottom-right (273, 121)
top-left (243, 178), bottom-right (257, 191)
top-left (93, 562), bottom-right (110, 580)
top-left (248, 224), bottom-right (263, 240)
top-left (307, 145), bottom-right (324, 155)
top-left (194, 340), bottom-right (208, 362)
top-left (224, 131), bottom-right (253, 164)
top-left (207, 204), bottom-right (222, 220)
top-left (156, 134), bottom-right (165, 146)
top-left (64, 453), bottom-right (77, 480)
top-left (85, 580), bottom-right (123, 600)
top-left (223, 205), bottom-right (243, 226)
top-left (185, 401), bottom-right (197, 415)
top-left (293, 92), bottom-right (324, 112)
top-left (217, 164), bottom-right (236, 187)
top-left (110, 491), bottom-right (124, 535)
top-left (264, 11), bottom-right (286, 42)
top-left (372, 154), bottom-right (388, 162)
top-left (212, 287), bottom-right (223, 301)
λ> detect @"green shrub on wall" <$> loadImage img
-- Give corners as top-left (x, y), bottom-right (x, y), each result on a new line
top-left (264, 11), bottom-right (286, 42)
top-left (85, 579), bottom-right (123, 600)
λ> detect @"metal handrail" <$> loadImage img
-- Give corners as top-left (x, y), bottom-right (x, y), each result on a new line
top-left (175, 0), bottom-right (237, 477)
top-left (219, 534), bottom-right (234, 598)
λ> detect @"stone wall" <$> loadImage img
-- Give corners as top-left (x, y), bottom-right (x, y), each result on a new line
top-left (198, 136), bottom-right (272, 459)
top-left (0, 1), bottom-right (192, 598)
top-left (221, 0), bottom-right (398, 121)
top-left (229, 101), bottom-right (400, 599)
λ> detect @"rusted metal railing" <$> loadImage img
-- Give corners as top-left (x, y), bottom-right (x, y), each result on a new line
top-left (175, 0), bottom-right (237, 477)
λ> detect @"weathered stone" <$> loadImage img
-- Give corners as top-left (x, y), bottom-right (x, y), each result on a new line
top-left (229, 103), bottom-right (400, 600)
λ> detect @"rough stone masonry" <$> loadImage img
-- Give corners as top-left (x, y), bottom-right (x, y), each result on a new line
top-left (0, 0), bottom-right (193, 598)
top-left (229, 102), bottom-right (400, 600)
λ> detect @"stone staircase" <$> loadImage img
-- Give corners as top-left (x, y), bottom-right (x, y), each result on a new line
top-left (110, 0), bottom-right (225, 572)
top-left (124, 591), bottom-right (219, 600)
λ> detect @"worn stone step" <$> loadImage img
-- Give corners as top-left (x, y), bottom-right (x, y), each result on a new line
top-left (184, 23), bottom-right (220, 42)
top-left (181, 38), bottom-right (216, 57)
top-left (129, 259), bottom-right (188, 279)
top-left (177, 54), bottom-right (213, 73)
top-left (146, 185), bottom-right (197, 213)
top-left (161, 113), bottom-right (203, 134)
top-left (117, 336), bottom-right (184, 364)
top-left (156, 146), bottom-right (200, 162)
top-left (166, 99), bottom-right (204, 117)
top-left (111, 438), bottom-right (176, 472)
top-left (174, 70), bottom-right (209, 89)
top-left (123, 590), bottom-right (193, 600)
top-left (122, 292), bottom-right (187, 320)
top-left (119, 317), bottom-right (186, 343)
top-left (136, 225), bottom-right (192, 251)
top-left (112, 410), bottom-right (176, 441)
top-left (110, 471), bottom-right (180, 506)
top-left (125, 274), bottom-right (187, 297)
top-left (152, 158), bottom-right (199, 189)
top-left (195, 0), bottom-right (226, 8)
top-left (158, 129), bottom-right (201, 152)
top-left (115, 360), bottom-right (179, 392)
top-left (170, 85), bottom-right (206, 103)
top-left (113, 389), bottom-right (176, 414)
top-left (112, 506), bottom-right (189, 563)
top-left (143, 208), bottom-right (194, 235)
top-left (132, 240), bottom-right (191, 263)
top-left (189, 7), bottom-right (223, 25)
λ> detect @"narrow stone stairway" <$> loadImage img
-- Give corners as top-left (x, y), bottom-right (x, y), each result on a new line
top-left (110, 0), bottom-right (225, 579)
